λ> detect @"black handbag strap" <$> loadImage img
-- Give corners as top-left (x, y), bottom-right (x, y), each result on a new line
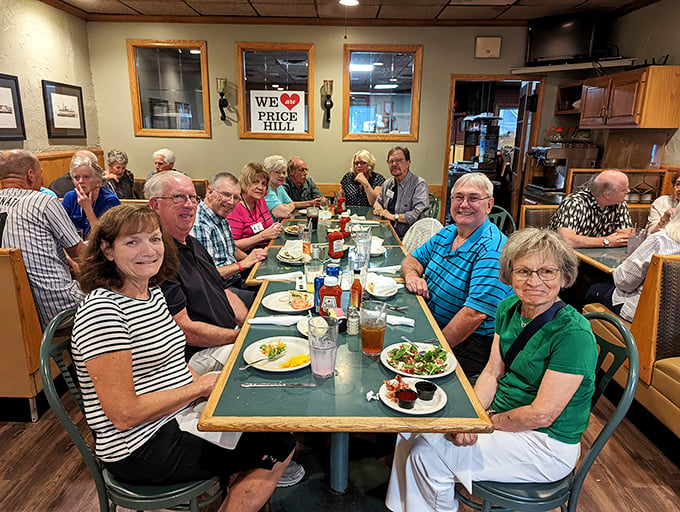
top-left (503, 300), bottom-right (566, 369)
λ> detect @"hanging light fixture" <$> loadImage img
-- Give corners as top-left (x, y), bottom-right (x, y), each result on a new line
top-left (339, 0), bottom-right (359, 6)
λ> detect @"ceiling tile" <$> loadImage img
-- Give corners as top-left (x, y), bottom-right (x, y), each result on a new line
top-left (497, 5), bottom-right (566, 19)
top-left (251, 2), bottom-right (318, 17)
top-left (317, 4), bottom-right (380, 18)
top-left (379, 5), bottom-right (446, 19)
top-left (185, 1), bottom-right (259, 16)
top-left (123, 1), bottom-right (199, 16)
top-left (437, 6), bottom-right (507, 20)
top-left (62, 0), bottom-right (139, 14)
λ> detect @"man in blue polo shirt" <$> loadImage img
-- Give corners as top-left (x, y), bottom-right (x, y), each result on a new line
top-left (401, 172), bottom-right (512, 377)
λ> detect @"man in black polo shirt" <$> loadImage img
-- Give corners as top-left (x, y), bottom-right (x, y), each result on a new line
top-left (147, 171), bottom-right (247, 374)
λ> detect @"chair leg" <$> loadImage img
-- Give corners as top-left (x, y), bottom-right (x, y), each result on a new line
top-left (190, 497), bottom-right (200, 512)
top-left (481, 500), bottom-right (493, 512)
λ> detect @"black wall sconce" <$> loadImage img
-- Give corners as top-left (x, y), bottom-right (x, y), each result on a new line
top-left (216, 78), bottom-right (229, 120)
top-left (322, 80), bottom-right (333, 125)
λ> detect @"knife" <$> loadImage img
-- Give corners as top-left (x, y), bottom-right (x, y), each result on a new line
top-left (241, 382), bottom-right (317, 388)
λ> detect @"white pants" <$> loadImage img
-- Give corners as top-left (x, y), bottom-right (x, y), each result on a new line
top-left (385, 431), bottom-right (579, 512)
top-left (188, 344), bottom-right (233, 375)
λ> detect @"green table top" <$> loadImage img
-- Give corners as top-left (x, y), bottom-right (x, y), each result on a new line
top-left (576, 247), bottom-right (628, 274)
top-left (199, 281), bottom-right (492, 434)
top-left (290, 206), bottom-right (378, 220)
top-left (272, 219), bottom-right (400, 247)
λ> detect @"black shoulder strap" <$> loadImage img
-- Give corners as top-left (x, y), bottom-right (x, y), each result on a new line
top-left (503, 300), bottom-right (566, 370)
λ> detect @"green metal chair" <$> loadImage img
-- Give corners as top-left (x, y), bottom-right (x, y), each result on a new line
top-left (39, 308), bottom-right (226, 512)
top-left (459, 311), bottom-right (639, 512)
top-left (428, 193), bottom-right (440, 219)
top-left (488, 205), bottom-right (516, 235)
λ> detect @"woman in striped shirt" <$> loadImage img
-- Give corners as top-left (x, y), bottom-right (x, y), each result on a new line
top-left (72, 204), bottom-right (294, 512)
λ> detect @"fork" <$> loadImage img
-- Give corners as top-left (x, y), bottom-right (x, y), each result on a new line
top-left (239, 350), bottom-right (287, 370)
top-left (384, 304), bottom-right (408, 314)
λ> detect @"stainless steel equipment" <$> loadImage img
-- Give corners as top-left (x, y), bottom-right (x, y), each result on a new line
top-left (527, 143), bottom-right (598, 191)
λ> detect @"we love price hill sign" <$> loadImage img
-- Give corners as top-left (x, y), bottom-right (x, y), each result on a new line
top-left (250, 90), bottom-right (306, 133)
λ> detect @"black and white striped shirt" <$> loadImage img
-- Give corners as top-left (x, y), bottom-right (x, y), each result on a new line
top-left (0, 188), bottom-right (84, 328)
top-left (72, 287), bottom-right (193, 462)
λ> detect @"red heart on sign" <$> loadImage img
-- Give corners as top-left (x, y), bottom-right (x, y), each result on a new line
top-left (280, 93), bottom-right (300, 111)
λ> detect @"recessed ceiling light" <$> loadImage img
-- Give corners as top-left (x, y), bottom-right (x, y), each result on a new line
top-left (189, 49), bottom-right (201, 55)
top-left (350, 64), bottom-right (374, 72)
top-left (389, 77), bottom-right (398, 82)
top-left (339, 0), bottom-right (359, 6)
top-left (374, 84), bottom-right (398, 89)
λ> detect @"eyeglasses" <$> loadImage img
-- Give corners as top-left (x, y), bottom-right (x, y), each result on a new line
top-left (354, 161), bottom-right (368, 166)
top-left (157, 194), bottom-right (199, 205)
top-left (511, 267), bottom-right (560, 281)
top-left (211, 188), bottom-right (239, 201)
top-left (387, 158), bottom-right (405, 166)
top-left (451, 194), bottom-right (490, 205)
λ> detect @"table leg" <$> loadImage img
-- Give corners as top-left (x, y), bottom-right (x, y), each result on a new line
top-left (330, 432), bottom-right (349, 494)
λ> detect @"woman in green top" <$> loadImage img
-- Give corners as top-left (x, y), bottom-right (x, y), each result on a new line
top-left (386, 228), bottom-right (598, 512)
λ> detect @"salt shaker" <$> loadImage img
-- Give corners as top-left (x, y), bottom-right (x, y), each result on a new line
top-left (347, 306), bottom-right (360, 335)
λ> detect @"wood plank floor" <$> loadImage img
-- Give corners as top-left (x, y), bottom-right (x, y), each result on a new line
top-left (0, 392), bottom-right (677, 512)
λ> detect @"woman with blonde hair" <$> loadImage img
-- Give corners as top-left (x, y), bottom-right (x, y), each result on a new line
top-left (587, 206), bottom-right (680, 320)
top-left (227, 162), bottom-right (282, 250)
top-left (340, 149), bottom-right (385, 206)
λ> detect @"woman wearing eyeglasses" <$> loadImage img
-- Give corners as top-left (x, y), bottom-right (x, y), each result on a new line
top-left (263, 154), bottom-right (296, 220)
top-left (340, 149), bottom-right (385, 206)
top-left (387, 228), bottom-right (597, 512)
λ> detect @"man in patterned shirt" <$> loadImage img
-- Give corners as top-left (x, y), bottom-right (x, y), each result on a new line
top-left (0, 149), bottom-right (84, 328)
top-left (284, 157), bottom-right (323, 208)
top-left (549, 170), bottom-right (633, 248)
top-left (191, 172), bottom-right (266, 307)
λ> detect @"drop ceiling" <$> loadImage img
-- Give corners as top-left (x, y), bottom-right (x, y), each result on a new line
top-left (41, 0), bottom-right (660, 25)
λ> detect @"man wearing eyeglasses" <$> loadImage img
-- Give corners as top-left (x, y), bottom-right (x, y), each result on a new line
top-left (284, 157), bottom-right (323, 208)
top-left (401, 172), bottom-right (512, 377)
top-left (191, 172), bottom-right (267, 307)
top-left (374, 146), bottom-right (429, 238)
top-left (146, 171), bottom-right (248, 375)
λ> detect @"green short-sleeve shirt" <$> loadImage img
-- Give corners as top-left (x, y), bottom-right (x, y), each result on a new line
top-left (491, 295), bottom-right (598, 444)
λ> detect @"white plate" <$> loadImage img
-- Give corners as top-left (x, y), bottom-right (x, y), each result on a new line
top-left (380, 342), bottom-right (457, 378)
top-left (243, 336), bottom-right (310, 372)
top-left (298, 209), bottom-right (307, 215)
top-left (276, 252), bottom-right (312, 266)
top-left (262, 291), bottom-right (314, 313)
top-left (296, 316), bottom-right (310, 337)
top-left (379, 377), bottom-right (447, 415)
top-left (366, 279), bottom-right (400, 298)
top-left (370, 246), bottom-right (387, 257)
top-left (284, 225), bottom-right (300, 235)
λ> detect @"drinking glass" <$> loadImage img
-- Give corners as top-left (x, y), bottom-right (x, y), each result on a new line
top-left (308, 316), bottom-right (339, 378)
top-left (304, 261), bottom-right (324, 293)
top-left (307, 206), bottom-right (320, 231)
top-left (360, 300), bottom-right (387, 356)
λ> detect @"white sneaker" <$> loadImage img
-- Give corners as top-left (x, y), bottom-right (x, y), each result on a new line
top-left (276, 460), bottom-right (305, 487)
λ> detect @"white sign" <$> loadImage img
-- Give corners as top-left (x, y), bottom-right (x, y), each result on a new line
top-left (51, 92), bottom-right (81, 129)
top-left (250, 90), bottom-right (305, 133)
top-left (0, 87), bottom-right (17, 129)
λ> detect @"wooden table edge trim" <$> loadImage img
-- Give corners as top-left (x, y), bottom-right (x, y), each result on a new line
top-left (575, 250), bottom-right (615, 274)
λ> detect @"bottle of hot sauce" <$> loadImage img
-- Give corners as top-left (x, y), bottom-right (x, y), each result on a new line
top-left (350, 269), bottom-right (362, 308)
top-left (319, 276), bottom-right (342, 316)
top-left (328, 230), bottom-right (344, 259)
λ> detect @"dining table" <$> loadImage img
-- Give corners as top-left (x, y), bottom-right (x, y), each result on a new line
top-left (575, 246), bottom-right (628, 274)
top-left (200, 263), bottom-right (493, 493)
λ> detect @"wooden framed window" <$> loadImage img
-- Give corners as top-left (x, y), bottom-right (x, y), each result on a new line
top-left (343, 44), bottom-right (422, 142)
top-left (236, 42), bottom-right (314, 140)
top-left (126, 39), bottom-right (211, 138)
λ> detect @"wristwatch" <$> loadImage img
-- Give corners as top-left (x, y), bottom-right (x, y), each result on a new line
top-left (603, 237), bottom-right (610, 247)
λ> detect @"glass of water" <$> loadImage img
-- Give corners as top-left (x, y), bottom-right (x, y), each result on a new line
top-left (308, 316), bottom-right (339, 378)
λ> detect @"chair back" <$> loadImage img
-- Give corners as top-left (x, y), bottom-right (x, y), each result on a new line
top-left (427, 193), bottom-right (440, 219)
top-left (39, 308), bottom-right (111, 511)
top-left (519, 204), bottom-right (558, 229)
top-left (192, 179), bottom-right (209, 199)
top-left (134, 178), bottom-right (146, 199)
top-left (402, 218), bottom-right (443, 254)
top-left (488, 205), bottom-right (516, 235)
top-left (628, 204), bottom-right (651, 229)
top-left (572, 312), bottom-right (639, 510)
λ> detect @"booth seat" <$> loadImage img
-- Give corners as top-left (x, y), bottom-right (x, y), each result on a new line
top-left (583, 254), bottom-right (680, 438)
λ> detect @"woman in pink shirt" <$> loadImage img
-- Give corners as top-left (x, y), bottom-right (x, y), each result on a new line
top-left (227, 162), bottom-right (282, 250)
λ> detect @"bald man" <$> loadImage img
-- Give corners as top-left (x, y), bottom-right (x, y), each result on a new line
top-left (549, 170), bottom-right (633, 248)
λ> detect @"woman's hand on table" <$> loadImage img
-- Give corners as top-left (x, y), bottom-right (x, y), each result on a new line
top-left (446, 433), bottom-right (478, 446)
top-left (261, 222), bottom-right (283, 240)
top-left (405, 274), bottom-right (430, 299)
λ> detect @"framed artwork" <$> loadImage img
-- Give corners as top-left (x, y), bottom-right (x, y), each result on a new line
top-left (41, 80), bottom-right (86, 138)
top-left (0, 74), bottom-right (26, 140)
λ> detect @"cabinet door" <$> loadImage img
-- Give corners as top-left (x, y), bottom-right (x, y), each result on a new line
top-left (579, 77), bottom-right (610, 128)
top-left (606, 69), bottom-right (647, 127)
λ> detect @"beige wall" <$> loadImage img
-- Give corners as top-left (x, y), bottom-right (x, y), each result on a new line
top-left (0, 0), bottom-right (100, 153)
top-left (87, 23), bottom-right (527, 186)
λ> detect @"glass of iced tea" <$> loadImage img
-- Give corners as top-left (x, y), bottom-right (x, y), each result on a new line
top-left (360, 300), bottom-right (387, 356)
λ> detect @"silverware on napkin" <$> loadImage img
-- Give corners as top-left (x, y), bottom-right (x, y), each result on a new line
top-left (241, 382), bottom-right (317, 388)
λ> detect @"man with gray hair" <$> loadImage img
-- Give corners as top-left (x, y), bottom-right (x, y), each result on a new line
top-left (401, 172), bottom-right (511, 376)
top-left (549, 169), bottom-right (633, 248)
top-left (284, 157), bottom-right (323, 209)
top-left (0, 149), bottom-right (84, 328)
top-left (191, 172), bottom-right (267, 306)
top-left (147, 147), bottom-right (179, 180)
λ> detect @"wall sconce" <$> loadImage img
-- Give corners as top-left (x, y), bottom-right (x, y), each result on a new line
top-left (321, 80), bottom-right (333, 125)
top-left (216, 78), bottom-right (229, 120)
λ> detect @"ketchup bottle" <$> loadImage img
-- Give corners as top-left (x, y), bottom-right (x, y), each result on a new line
top-left (336, 194), bottom-right (346, 215)
top-left (339, 212), bottom-right (351, 237)
top-left (319, 276), bottom-right (342, 316)
top-left (328, 230), bottom-right (344, 259)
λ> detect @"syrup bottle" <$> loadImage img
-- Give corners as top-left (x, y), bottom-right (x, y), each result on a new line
top-left (350, 269), bottom-right (362, 308)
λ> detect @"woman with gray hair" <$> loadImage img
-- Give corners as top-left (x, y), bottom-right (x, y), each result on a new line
top-left (387, 228), bottom-right (597, 512)
top-left (61, 155), bottom-right (120, 237)
top-left (587, 206), bottom-right (680, 320)
top-left (103, 149), bottom-right (139, 199)
top-left (264, 154), bottom-right (295, 220)
top-left (340, 149), bottom-right (385, 206)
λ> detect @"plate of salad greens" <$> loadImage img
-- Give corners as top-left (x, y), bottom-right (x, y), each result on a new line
top-left (380, 343), bottom-right (456, 378)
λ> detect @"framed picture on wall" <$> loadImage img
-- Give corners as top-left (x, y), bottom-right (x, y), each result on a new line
top-left (41, 80), bottom-right (87, 138)
top-left (0, 74), bottom-right (26, 140)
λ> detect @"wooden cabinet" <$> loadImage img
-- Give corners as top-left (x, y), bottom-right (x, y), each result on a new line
top-left (579, 66), bottom-right (680, 129)
top-left (554, 81), bottom-right (584, 115)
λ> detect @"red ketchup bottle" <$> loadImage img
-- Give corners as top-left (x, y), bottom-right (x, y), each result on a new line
top-left (328, 230), bottom-right (344, 259)
top-left (336, 194), bottom-right (346, 215)
top-left (319, 276), bottom-right (342, 316)
top-left (339, 212), bottom-right (351, 237)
